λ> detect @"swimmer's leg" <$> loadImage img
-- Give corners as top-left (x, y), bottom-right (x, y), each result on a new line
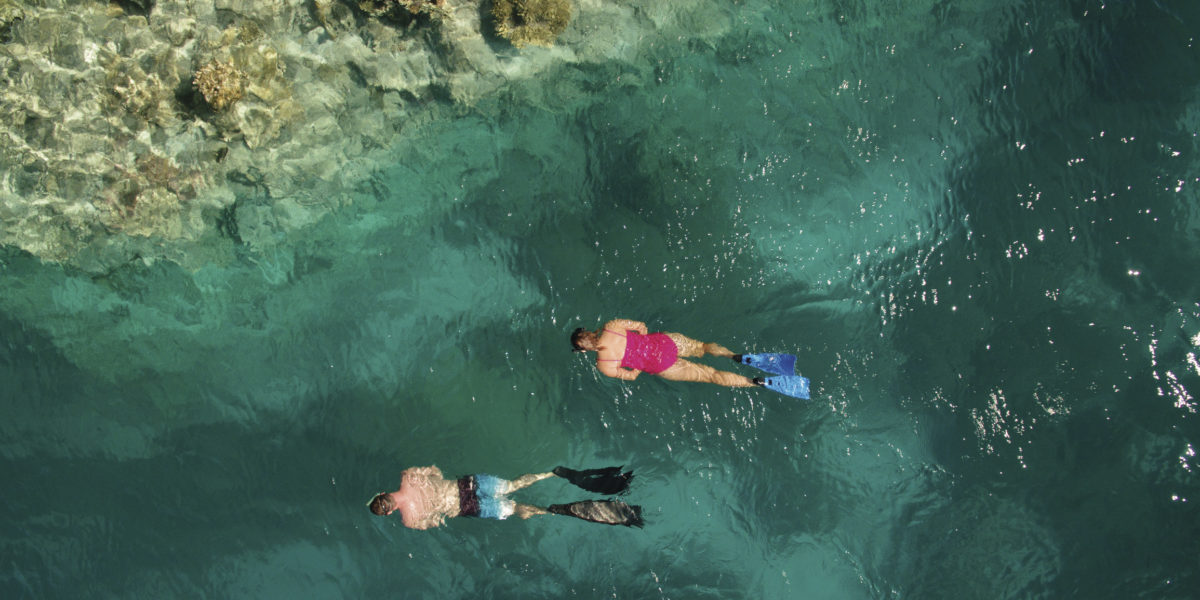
top-left (666, 333), bottom-right (737, 358)
top-left (508, 471), bottom-right (556, 491)
top-left (515, 503), bottom-right (549, 519)
top-left (658, 358), bottom-right (756, 387)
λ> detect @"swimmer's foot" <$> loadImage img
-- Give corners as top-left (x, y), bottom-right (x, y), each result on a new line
top-left (753, 377), bottom-right (765, 386)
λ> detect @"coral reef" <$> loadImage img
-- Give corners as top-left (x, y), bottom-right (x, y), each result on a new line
top-left (97, 151), bottom-right (204, 240)
top-left (492, 0), bottom-right (572, 49)
top-left (359, 0), bottom-right (445, 20)
top-left (107, 59), bottom-right (178, 125)
top-left (197, 25), bottom-right (302, 149)
top-left (0, 0), bottom-right (22, 44)
top-left (0, 0), bottom-right (727, 272)
top-left (399, 0), bottom-right (444, 15)
top-left (194, 59), bottom-right (246, 110)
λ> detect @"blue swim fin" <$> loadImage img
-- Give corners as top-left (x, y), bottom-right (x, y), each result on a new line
top-left (736, 353), bottom-right (797, 376)
top-left (759, 375), bottom-right (811, 400)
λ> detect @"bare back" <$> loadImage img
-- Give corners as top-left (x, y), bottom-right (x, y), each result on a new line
top-left (395, 466), bottom-right (461, 530)
top-left (594, 318), bottom-right (650, 378)
top-left (595, 328), bottom-right (627, 366)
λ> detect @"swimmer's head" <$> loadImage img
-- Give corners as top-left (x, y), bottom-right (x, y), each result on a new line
top-left (570, 327), bottom-right (596, 352)
top-left (368, 493), bottom-right (394, 516)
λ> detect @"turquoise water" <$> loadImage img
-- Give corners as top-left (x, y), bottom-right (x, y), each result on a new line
top-left (3, 0), bottom-right (1200, 597)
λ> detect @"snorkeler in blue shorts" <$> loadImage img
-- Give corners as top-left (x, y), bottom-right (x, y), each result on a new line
top-left (369, 465), bottom-right (643, 529)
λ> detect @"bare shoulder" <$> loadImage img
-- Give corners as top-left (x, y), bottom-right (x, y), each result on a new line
top-left (608, 318), bottom-right (647, 331)
top-left (404, 465), bottom-right (444, 481)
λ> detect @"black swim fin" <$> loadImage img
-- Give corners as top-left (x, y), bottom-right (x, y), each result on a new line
top-left (548, 500), bottom-right (644, 528)
top-left (553, 466), bottom-right (633, 495)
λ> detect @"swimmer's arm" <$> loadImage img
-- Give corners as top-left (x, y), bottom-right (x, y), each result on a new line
top-left (607, 318), bottom-right (649, 334)
top-left (597, 360), bottom-right (641, 380)
top-left (406, 513), bottom-right (445, 530)
top-left (403, 465), bottom-right (444, 483)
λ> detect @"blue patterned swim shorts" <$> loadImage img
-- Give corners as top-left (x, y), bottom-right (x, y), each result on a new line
top-left (457, 474), bottom-right (515, 520)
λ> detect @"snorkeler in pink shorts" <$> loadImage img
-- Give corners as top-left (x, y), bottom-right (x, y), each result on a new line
top-left (571, 318), bottom-right (758, 387)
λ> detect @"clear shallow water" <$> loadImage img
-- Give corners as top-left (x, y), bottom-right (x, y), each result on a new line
top-left (2, 0), bottom-right (1199, 598)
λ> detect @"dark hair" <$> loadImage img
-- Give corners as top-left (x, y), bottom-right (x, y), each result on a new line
top-left (369, 493), bottom-right (393, 516)
top-left (570, 327), bottom-right (590, 352)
